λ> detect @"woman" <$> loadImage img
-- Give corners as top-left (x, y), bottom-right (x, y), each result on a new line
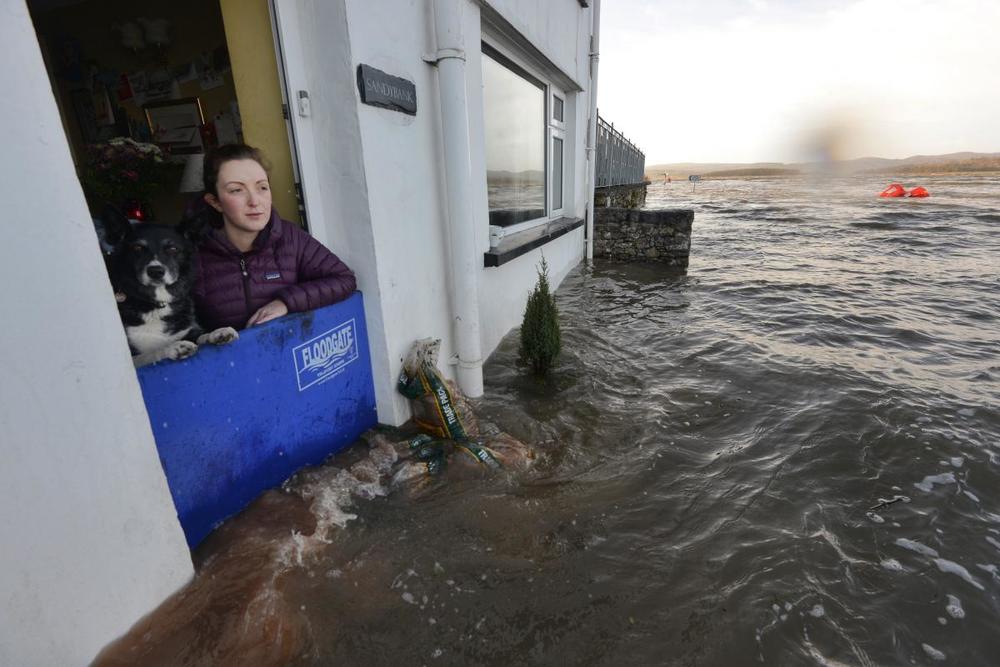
top-left (192, 144), bottom-right (356, 330)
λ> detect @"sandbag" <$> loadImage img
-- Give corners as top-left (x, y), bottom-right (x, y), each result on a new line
top-left (368, 430), bottom-right (536, 498)
top-left (392, 339), bottom-right (537, 493)
top-left (397, 338), bottom-right (479, 438)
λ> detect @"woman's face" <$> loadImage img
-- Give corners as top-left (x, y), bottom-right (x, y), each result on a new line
top-left (206, 158), bottom-right (272, 237)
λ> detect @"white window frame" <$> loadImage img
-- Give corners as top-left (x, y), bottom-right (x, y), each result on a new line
top-left (482, 40), bottom-right (570, 240)
top-left (549, 87), bottom-right (566, 218)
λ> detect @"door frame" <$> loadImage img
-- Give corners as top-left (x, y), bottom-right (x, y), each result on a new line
top-left (268, 0), bottom-right (330, 247)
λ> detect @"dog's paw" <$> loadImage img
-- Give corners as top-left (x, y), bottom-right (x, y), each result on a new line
top-left (197, 327), bottom-right (239, 346)
top-left (166, 340), bottom-right (198, 360)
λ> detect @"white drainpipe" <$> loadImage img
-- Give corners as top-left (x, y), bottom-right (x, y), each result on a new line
top-left (585, 0), bottom-right (601, 261)
top-left (427, 0), bottom-right (484, 396)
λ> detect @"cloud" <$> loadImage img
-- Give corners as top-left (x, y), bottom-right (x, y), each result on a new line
top-left (597, 0), bottom-right (1000, 163)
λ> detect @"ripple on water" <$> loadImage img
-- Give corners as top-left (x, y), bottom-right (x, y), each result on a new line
top-left (97, 176), bottom-right (1000, 666)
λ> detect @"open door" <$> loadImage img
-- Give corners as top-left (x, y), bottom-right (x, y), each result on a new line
top-left (266, 0), bottom-right (333, 248)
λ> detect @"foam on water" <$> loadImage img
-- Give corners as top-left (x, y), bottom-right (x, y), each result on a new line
top-left (94, 175), bottom-right (1000, 666)
top-left (945, 595), bottom-right (965, 619)
top-left (914, 472), bottom-right (957, 493)
top-left (894, 538), bottom-right (939, 558)
top-left (933, 559), bottom-right (984, 591)
top-left (880, 559), bottom-right (903, 572)
top-left (922, 644), bottom-right (947, 661)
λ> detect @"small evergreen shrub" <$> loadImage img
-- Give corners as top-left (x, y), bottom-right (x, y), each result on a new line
top-left (519, 257), bottom-right (561, 375)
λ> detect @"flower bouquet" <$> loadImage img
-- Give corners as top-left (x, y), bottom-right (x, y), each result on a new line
top-left (79, 137), bottom-right (180, 218)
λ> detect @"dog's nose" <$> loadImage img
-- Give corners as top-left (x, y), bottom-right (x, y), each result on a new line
top-left (146, 265), bottom-right (166, 280)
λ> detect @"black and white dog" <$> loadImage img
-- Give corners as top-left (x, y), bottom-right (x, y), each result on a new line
top-left (100, 206), bottom-right (237, 367)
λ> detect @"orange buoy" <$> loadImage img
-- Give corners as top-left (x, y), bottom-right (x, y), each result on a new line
top-left (879, 183), bottom-right (907, 198)
top-left (907, 186), bottom-right (930, 198)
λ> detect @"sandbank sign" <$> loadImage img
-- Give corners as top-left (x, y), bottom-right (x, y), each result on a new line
top-left (357, 64), bottom-right (417, 115)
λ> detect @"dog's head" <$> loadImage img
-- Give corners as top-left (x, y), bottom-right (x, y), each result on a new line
top-left (101, 205), bottom-right (206, 290)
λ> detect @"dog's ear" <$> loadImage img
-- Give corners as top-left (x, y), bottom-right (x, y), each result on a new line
top-left (177, 209), bottom-right (212, 243)
top-left (97, 204), bottom-right (132, 250)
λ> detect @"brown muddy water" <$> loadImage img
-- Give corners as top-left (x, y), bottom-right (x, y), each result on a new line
top-left (97, 176), bottom-right (1000, 666)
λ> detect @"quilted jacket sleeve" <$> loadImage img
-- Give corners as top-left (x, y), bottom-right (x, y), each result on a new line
top-left (276, 225), bottom-right (357, 312)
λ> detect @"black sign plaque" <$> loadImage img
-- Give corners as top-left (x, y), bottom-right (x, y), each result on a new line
top-left (357, 64), bottom-right (417, 116)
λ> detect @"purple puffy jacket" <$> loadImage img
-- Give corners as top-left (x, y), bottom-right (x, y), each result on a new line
top-left (193, 209), bottom-right (356, 330)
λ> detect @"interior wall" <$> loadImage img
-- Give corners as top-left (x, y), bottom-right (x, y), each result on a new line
top-left (28, 0), bottom-right (300, 226)
top-left (0, 4), bottom-right (193, 664)
top-left (219, 0), bottom-right (300, 225)
top-left (29, 0), bottom-right (239, 222)
top-left (29, 0), bottom-right (238, 151)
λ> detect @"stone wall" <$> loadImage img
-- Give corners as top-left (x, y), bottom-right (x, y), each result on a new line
top-left (594, 182), bottom-right (648, 209)
top-left (594, 208), bottom-right (694, 267)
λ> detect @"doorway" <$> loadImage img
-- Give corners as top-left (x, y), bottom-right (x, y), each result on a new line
top-left (27, 0), bottom-right (304, 228)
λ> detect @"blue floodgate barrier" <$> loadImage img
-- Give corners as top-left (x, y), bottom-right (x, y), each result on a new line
top-left (136, 292), bottom-right (378, 548)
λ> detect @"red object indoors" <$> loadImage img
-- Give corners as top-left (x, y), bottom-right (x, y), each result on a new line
top-left (123, 200), bottom-right (147, 221)
top-left (879, 183), bottom-right (907, 198)
top-left (907, 186), bottom-right (930, 198)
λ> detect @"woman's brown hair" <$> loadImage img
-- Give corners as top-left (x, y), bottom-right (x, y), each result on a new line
top-left (202, 144), bottom-right (271, 195)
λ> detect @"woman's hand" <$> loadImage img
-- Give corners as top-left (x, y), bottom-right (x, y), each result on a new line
top-left (246, 299), bottom-right (288, 327)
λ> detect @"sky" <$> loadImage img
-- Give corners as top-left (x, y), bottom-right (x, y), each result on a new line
top-left (597, 0), bottom-right (1000, 165)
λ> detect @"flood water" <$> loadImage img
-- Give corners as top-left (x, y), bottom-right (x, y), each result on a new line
top-left (98, 175), bottom-right (1000, 666)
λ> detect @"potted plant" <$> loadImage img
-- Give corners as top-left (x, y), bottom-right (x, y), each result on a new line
top-left (519, 257), bottom-right (561, 375)
top-left (79, 137), bottom-right (179, 220)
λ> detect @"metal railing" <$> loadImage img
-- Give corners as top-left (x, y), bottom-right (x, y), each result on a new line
top-left (595, 114), bottom-right (645, 187)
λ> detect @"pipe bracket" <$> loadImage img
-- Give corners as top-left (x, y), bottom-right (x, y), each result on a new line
top-left (422, 48), bottom-right (467, 65)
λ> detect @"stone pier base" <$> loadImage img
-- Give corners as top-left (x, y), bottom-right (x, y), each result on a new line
top-left (594, 183), bottom-right (648, 209)
top-left (594, 208), bottom-right (694, 267)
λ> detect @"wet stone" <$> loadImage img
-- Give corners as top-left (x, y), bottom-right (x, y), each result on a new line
top-left (594, 207), bottom-right (694, 266)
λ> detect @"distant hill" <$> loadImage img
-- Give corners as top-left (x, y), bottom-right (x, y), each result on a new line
top-left (647, 162), bottom-right (788, 178)
top-left (702, 167), bottom-right (801, 178)
top-left (647, 152), bottom-right (1000, 179)
top-left (859, 156), bottom-right (1000, 175)
top-left (841, 152), bottom-right (1000, 172)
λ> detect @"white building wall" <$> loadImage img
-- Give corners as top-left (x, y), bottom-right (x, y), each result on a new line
top-left (273, 0), bottom-right (403, 424)
top-left (0, 2), bottom-right (597, 658)
top-left (345, 0), bottom-right (458, 424)
top-left (0, 5), bottom-right (193, 665)
top-left (470, 1), bottom-right (592, 355)
top-left (284, 0), bottom-right (596, 424)
top-left (483, 0), bottom-right (589, 82)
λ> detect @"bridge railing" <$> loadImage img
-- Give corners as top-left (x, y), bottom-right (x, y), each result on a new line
top-left (596, 114), bottom-right (646, 187)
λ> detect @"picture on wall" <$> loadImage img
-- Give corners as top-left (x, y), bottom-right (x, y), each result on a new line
top-left (144, 97), bottom-right (205, 156)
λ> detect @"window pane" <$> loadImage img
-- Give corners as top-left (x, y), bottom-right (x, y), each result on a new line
top-left (482, 51), bottom-right (545, 228)
top-left (552, 137), bottom-right (563, 210)
top-left (553, 95), bottom-right (564, 122)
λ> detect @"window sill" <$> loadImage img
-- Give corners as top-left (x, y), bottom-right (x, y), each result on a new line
top-left (483, 216), bottom-right (584, 268)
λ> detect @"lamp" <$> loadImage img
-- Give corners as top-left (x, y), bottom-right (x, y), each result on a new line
top-left (114, 21), bottom-right (145, 51)
top-left (179, 154), bottom-right (204, 193)
top-left (138, 18), bottom-right (171, 48)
